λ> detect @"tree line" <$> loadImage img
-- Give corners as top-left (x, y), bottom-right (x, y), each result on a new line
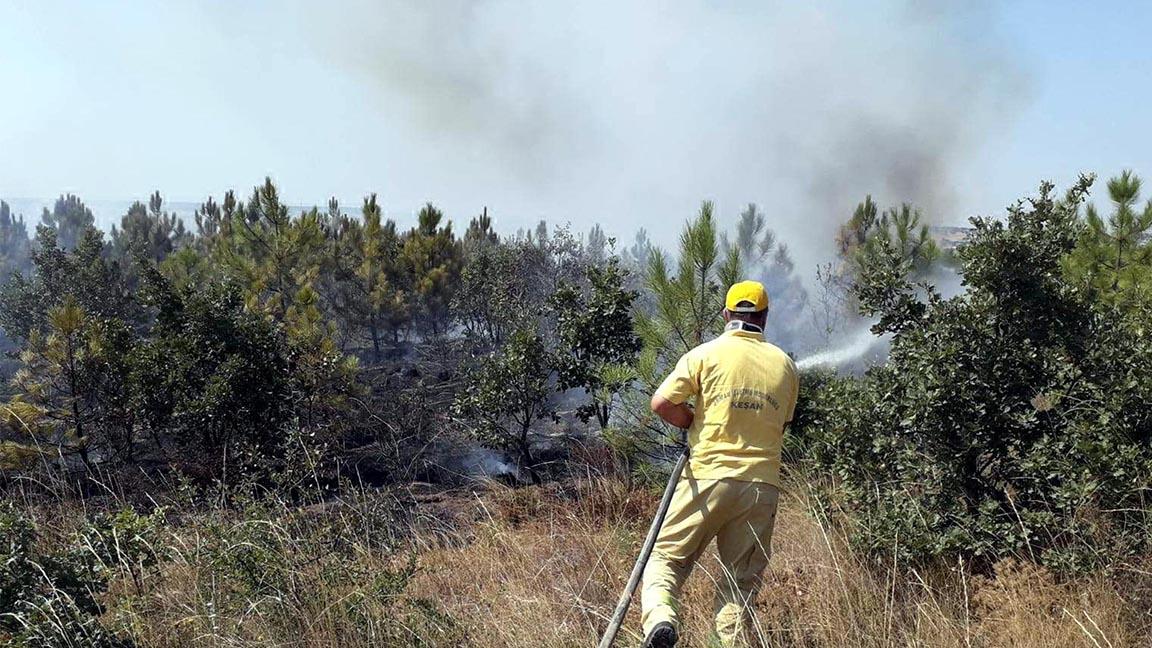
top-left (0, 180), bottom-right (644, 488)
top-left (2, 170), bottom-right (1151, 575)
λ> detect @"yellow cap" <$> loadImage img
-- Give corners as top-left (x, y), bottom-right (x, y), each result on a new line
top-left (725, 280), bottom-right (769, 313)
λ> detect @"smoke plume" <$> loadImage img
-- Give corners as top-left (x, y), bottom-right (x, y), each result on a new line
top-left (281, 0), bottom-right (1025, 269)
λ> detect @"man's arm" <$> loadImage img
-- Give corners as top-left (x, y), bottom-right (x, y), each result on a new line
top-left (650, 394), bottom-right (694, 429)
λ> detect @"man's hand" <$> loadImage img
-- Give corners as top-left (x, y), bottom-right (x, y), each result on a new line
top-left (650, 394), bottom-right (694, 430)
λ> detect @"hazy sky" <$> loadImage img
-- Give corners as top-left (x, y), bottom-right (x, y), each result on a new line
top-left (2, 1), bottom-right (1150, 268)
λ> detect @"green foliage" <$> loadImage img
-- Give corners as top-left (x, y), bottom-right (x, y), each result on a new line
top-left (0, 201), bottom-right (32, 283)
top-left (796, 175), bottom-right (1152, 573)
top-left (617, 201), bottom-right (741, 465)
top-left (453, 329), bottom-right (553, 483)
top-left (327, 194), bottom-right (408, 360)
top-left (0, 505), bottom-right (160, 647)
top-left (0, 185), bottom-right (357, 483)
top-left (109, 192), bottom-right (191, 290)
top-left (109, 193), bottom-right (189, 263)
top-left (454, 225), bottom-right (594, 350)
top-left (40, 195), bottom-right (95, 252)
top-left (852, 235), bottom-right (931, 335)
top-left (838, 196), bottom-right (940, 279)
top-left (454, 239), bottom-right (545, 348)
top-left (399, 203), bottom-right (461, 337)
top-left (5, 297), bottom-right (136, 468)
top-left (0, 226), bottom-right (138, 343)
top-left (132, 271), bottom-right (293, 480)
top-left (0, 217), bottom-right (141, 470)
top-left (1065, 169), bottom-right (1152, 305)
top-left (79, 508), bottom-right (164, 584)
top-left (634, 200), bottom-right (739, 369)
top-left (550, 256), bottom-right (641, 428)
top-left (463, 208), bottom-right (499, 249)
top-left (158, 180), bottom-right (357, 475)
top-left (205, 178), bottom-right (329, 321)
top-left (825, 196), bottom-right (942, 337)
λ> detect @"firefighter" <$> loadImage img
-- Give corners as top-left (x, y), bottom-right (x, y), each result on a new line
top-left (641, 280), bottom-right (799, 648)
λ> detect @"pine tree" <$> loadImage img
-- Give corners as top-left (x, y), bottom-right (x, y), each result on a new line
top-left (621, 201), bottom-right (741, 459)
top-left (193, 193), bottom-right (231, 245)
top-left (6, 297), bottom-right (135, 470)
top-left (869, 203), bottom-right (940, 276)
top-left (173, 179), bottom-right (357, 449)
top-left (110, 192), bottom-right (190, 264)
top-left (398, 203), bottom-right (461, 337)
top-left (722, 203), bottom-right (810, 350)
top-left (162, 192), bottom-right (235, 289)
top-left (0, 226), bottom-right (136, 342)
top-left (109, 192), bottom-right (191, 291)
top-left (40, 195), bottom-right (95, 251)
top-left (330, 194), bottom-right (409, 359)
top-left (840, 197), bottom-right (940, 279)
top-left (200, 178), bottom-right (328, 321)
top-left (586, 224), bottom-right (608, 264)
top-left (0, 201), bottom-right (31, 281)
top-left (621, 228), bottom-right (654, 271)
top-left (725, 203), bottom-right (774, 261)
top-left (1067, 170), bottom-right (1152, 304)
top-left (635, 201), bottom-right (740, 364)
top-left (464, 207), bottom-right (499, 250)
top-left (827, 196), bottom-right (941, 338)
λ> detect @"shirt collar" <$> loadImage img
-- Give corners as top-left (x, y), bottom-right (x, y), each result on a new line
top-left (724, 320), bottom-right (765, 338)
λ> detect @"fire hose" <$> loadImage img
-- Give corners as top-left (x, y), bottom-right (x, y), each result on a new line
top-left (597, 435), bottom-right (690, 648)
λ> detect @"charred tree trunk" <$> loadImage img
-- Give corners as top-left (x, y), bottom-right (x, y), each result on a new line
top-left (517, 424), bottom-right (540, 485)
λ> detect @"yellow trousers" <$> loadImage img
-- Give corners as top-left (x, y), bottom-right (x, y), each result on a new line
top-left (641, 477), bottom-right (780, 646)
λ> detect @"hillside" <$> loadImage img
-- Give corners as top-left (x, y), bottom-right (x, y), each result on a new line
top-left (1, 175), bottom-right (1150, 646)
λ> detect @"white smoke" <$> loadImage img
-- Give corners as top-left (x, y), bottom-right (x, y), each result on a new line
top-left (461, 448), bottom-right (520, 479)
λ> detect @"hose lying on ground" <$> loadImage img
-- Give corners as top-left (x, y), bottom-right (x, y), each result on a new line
top-left (597, 442), bottom-right (690, 648)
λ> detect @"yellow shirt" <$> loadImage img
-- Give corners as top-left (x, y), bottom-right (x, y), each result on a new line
top-left (656, 323), bottom-right (799, 486)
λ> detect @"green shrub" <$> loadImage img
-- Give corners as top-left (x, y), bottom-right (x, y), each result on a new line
top-left (185, 499), bottom-right (460, 646)
top-left (0, 505), bottom-right (162, 646)
top-left (793, 176), bottom-right (1152, 573)
top-left (133, 272), bottom-right (293, 481)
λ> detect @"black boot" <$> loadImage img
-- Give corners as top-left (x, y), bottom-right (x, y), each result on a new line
top-left (642, 621), bottom-right (678, 648)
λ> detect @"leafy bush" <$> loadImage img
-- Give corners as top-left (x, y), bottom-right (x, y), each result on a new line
top-left (453, 329), bottom-right (553, 484)
top-left (133, 271), bottom-right (293, 481)
top-left (794, 176), bottom-right (1152, 573)
top-left (0, 505), bottom-right (161, 647)
top-left (550, 257), bottom-right (641, 429)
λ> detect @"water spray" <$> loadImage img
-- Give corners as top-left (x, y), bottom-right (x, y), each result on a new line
top-left (796, 324), bottom-right (886, 371)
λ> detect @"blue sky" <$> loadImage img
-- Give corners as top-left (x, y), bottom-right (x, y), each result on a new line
top-left (977, 1), bottom-right (1152, 209)
top-left (1, 1), bottom-right (1150, 265)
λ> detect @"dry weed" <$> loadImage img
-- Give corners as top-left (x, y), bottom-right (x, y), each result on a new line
top-left (7, 477), bottom-right (1151, 647)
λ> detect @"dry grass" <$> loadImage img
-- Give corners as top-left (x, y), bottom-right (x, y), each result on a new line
top-left (12, 476), bottom-right (1152, 647)
top-left (405, 477), bottom-right (1149, 647)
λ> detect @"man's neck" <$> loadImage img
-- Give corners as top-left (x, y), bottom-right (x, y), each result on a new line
top-left (725, 320), bottom-right (763, 334)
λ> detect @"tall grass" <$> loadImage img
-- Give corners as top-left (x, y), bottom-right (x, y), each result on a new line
top-left (3, 473), bottom-right (1147, 647)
